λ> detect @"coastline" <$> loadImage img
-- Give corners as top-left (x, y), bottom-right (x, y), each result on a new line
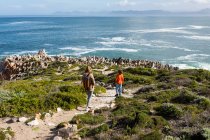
top-left (0, 50), bottom-right (178, 81)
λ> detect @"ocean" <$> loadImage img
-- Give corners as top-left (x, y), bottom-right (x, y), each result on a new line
top-left (0, 17), bottom-right (210, 70)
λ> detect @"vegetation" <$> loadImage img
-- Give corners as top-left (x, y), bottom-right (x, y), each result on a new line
top-left (0, 62), bottom-right (210, 139)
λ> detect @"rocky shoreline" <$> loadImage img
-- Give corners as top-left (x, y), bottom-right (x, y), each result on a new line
top-left (0, 50), bottom-right (178, 80)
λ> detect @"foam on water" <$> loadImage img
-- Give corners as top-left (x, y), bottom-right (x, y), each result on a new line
top-left (180, 35), bottom-right (210, 41)
top-left (139, 39), bottom-right (197, 52)
top-left (97, 37), bottom-right (137, 46)
top-left (59, 46), bottom-right (138, 56)
top-left (3, 50), bottom-right (38, 56)
top-left (125, 28), bottom-right (196, 35)
top-left (188, 25), bottom-right (210, 29)
top-left (174, 62), bottom-right (210, 70)
top-left (172, 64), bottom-right (196, 69)
top-left (176, 54), bottom-right (210, 61)
top-left (43, 43), bottom-right (54, 46)
top-left (6, 21), bottom-right (45, 25)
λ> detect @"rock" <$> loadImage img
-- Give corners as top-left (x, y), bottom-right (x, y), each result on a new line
top-left (71, 124), bottom-right (78, 132)
top-left (57, 107), bottom-right (63, 113)
top-left (58, 128), bottom-right (73, 138)
top-left (27, 118), bottom-right (39, 126)
top-left (53, 136), bottom-right (63, 140)
top-left (35, 113), bottom-right (41, 119)
top-left (46, 122), bottom-right (56, 126)
top-left (71, 135), bottom-right (81, 140)
top-left (106, 84), bottom-right (113, 89)
top-left (110, 102), bottom-right (116, 108)
top-left (18, 117), bottom-right (28, 123)
top-left (6, 117), bottom-right (18, 123)
top-left (45, 113), bottom-right (51, 118)
top-left (58, 125), bottom-right (78, 138)
top-left (3, 117), bottom-right (11, 123)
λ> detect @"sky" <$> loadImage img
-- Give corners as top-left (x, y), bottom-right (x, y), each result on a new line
top-left (0, 0), bottom-right (210, 15)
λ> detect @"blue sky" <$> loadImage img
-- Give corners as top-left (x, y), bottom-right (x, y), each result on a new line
top-left (0, 0), bottom-right (210, 15)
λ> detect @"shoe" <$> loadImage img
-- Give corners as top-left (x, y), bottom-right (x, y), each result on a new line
top-left (115, 94), bottom-right (119, 97)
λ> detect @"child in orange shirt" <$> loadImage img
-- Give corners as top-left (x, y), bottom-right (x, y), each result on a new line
top-left (115, 70), bottom-right (124, 97)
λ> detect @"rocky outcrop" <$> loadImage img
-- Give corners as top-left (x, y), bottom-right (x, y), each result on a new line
top-left (0, 50), bottom-right (178, 80)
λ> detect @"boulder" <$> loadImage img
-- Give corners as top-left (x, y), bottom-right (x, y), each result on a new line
top-left (53, 136), bottom-right (63, 140)
top-left (57, 107), bottom-right (63, 113)
top-left (18, 117), bottom-right (28, 123)
top-left (58, 125), bottom-right (78, 139)
top-left (6, 117), bottom-right (18, 123)
top-left (27, 118), bottom-right (39, 126)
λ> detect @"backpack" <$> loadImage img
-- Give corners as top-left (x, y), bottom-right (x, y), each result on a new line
top-left (83, 73), bottom-right (90, 90)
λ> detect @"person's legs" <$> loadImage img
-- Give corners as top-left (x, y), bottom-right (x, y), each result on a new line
top-left (115, 84), bottom-right (119, 96)
top-left (86, 91), bottom-right (93, 110)
top-left (119, 84), bottom-right (123, 96)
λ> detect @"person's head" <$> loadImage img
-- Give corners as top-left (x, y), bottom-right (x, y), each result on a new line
top-left (85, 66), bottom-right (92, 73)
top-left (118, 69), bottom-right (123, 75)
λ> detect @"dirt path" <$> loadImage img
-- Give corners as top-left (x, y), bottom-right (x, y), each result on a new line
top-left (0, 89), bottom-right (134, 140)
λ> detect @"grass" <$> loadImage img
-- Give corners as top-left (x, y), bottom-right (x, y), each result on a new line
top-left (1, 62), bottom-right (210, 139)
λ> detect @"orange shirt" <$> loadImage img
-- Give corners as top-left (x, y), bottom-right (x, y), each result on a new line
top-left (116, 74), bottom-right (124, 84)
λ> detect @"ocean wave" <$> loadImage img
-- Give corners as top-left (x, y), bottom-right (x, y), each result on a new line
top-left (179, 35), bottom-right (210, 41)
top-left (139, 39), bottom-right (197, 52)
top-left (173, 62), bottom-right (210, 70)
top-left (195, 62), bottom-right (210, 70)
top-left (3, 50), bottom-right (38, 56)
top-left (97, 37), bottom-right (137, 46)
top-left (172, 64), bottom-right (196, 69)
top-left (125, 28), bottom-right (196, 35)
top-left (6, 21), bottom-right (45, 26)
top-left (44, 43), bottom-right (54, 46)
top-left (59, 46), bottom-right (138, 56)
top-left (176, 54), bottom-right (210, 61)
top-left (188, 25), bottom-right (210, 29)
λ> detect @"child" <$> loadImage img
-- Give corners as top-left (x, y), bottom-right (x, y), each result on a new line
top-left (115, 70), bottom-right (124, 97)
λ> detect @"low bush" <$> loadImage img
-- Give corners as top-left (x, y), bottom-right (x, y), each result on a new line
top-left (155, 103), bottom-right (182, 119)
top-left (139, 131), bottom-right (163, 140)
top-left (171, 90), bottom-right (197, 104)
top-left (71, 113), bottom-right (105, 126)
top-left (87, 124), bottom-right (109, 137)
top-left (125, 68), bottom-right (157, 76)
top-left (147, 90), bottom-right (180, 103)
top-left (0, 127), bottom-right (14, 140)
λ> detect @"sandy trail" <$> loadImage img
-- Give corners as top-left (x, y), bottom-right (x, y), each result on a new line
top-left (0, 89), bottom-right (135, 140)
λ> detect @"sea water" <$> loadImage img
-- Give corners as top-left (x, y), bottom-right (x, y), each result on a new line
top-left (0, 17), bottom-right (210, 70)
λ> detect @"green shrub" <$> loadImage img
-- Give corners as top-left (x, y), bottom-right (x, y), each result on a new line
top-left (45, 92), bottom-right (86, 110)
top-left (0, 88), bottom-right (86, 117)
top-left (113, 97), bottom-right (150, 118)
top-left (147, 90), bottom-right (180, 103)
top-left (134, 112), bottom-right (153, 128)
top-left (94, 86), bottom-right (106, 95)
top-left (152, 116), bottom-right (169, 129)
top-left (171, 90), bottom-right (197, 104)
top-left (139, 131), bottom-right (163, 140)
top-left (202, 128), bottom-right (210, 140)
top-left (196, 97), bottom-right (210, 109)
top-left (155, 103), bottom-right (182, 119)
top-left (0, 127), bottom-right (14, 140)
top-left (125, 68), bottom-right (157, 76)
top-left (124, 73), bottom-right (152, 85)
top-left (87, 124), bottom-right (109, 137)
top-left (71, 113), bottom-right (105, 126)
